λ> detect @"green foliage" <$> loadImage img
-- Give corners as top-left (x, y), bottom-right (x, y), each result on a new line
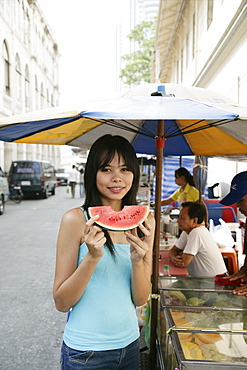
top-left (119, 20), bottom-right (156, 87)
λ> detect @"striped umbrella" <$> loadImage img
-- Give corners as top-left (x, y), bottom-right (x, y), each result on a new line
top-left (1, 83), bottom-right (247, 366)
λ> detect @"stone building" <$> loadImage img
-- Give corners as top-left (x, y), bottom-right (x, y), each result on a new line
top-left (151, 0), bottom-right (247, 202)
top-left (151, 0), bottom-right (247, 106)
top-left (0, 0), bottom-right (61, 172)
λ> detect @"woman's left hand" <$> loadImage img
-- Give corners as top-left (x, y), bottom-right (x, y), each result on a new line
top-left (124, 218), bottom-right (152, 262)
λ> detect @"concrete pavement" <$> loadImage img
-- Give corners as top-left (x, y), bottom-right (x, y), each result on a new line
top-left (0, 185), bottom-right (83, 369)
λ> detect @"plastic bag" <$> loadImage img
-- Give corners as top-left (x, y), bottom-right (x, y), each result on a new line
top-left (136, 298), bottom-right (151, 348)
top-left (144, 301), bottom-right (151, 348)
top-left (209, 218), bottom-right (235, 248)
top-left (66, 186), bottom-right (70, 193)
top-left (136, 301), bottom-right (149, 327)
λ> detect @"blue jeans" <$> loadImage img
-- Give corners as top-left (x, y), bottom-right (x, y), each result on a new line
top-left (79, 182), bottom-right (84, 198)
top-left (60, 339), bottom-right (140, 369)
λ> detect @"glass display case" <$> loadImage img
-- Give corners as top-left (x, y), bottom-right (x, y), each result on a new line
top-left (167, 329), bottom-right (247, 370)
top-left (158, 276), bottom-right (247, 370)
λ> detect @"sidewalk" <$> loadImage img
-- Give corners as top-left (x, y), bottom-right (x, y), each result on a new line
top-left (0, 186), bottom-right (81, 369)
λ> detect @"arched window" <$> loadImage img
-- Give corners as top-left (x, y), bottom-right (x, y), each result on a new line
top-left (15, 53), bottom-right (21, 101)
top-left (35, 75), bottom-right (39, 110)
top-left (24, 10), bottom-right (30, 45)
top-left (46, 88), bottom-right (50, 107)
top-left (25, 64), bottom-right (30, 109)
top-left (40, 82), bottom-right (45, 109)
top-left (207, 0), bottom-right (214, 29)
top-left (3, 41), bottom-right (10, 95)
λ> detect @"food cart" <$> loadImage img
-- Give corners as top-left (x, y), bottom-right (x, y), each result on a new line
top-left (157, 276), bottom-right (247, 370)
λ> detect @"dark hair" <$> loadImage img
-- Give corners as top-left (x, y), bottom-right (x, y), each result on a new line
top-left (175, 167), bottom-right (195, 187)
top-left (181, 201), bottom-right (205, 224)
top-left (83, 135), bottom-right (140, 255)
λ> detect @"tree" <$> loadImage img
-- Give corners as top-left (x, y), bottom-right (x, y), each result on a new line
top-left (119, 20), bottom-right (156, 87)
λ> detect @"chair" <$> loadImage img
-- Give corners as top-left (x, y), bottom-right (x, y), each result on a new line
top-left (205, 199), bottom-right (237, 225)
top-left (206, 203), bottom-right (222, 225)
top-left (220, 249), bottom-right (239, 275)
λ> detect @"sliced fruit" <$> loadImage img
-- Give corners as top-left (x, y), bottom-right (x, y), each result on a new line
top-left (88, 205), bottom-right (149, 231)
top-left (195, 332), bottom-right (222, 344)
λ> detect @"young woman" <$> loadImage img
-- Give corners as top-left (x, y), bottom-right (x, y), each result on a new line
top-left (152, 167), bottom-right (199, 209)
top-left (53, 135), bottom-right (155, 370)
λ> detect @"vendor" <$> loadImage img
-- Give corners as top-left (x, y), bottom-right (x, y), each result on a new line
top-left (169, 202), bottom-right (227, 277)
top-left (220, 171), bottom-right (247, 296)
top-left (151, 167), bottom-right (199, 208)
top-left (151, 167), bottom-right (208, 227)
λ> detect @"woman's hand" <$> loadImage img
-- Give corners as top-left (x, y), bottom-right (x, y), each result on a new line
top-left (124, 218), bottom-right (152, 262)
top-left (84, 216), bottom-right (106, 259)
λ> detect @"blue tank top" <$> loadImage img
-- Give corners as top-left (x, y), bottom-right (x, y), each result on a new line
top-left (63, 210), bottom-right (139, 351)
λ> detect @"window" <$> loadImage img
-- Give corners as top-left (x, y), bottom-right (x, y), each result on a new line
top-left (176, 60), bottom-right (179, 84)
top-left (40, 82), bottom-right (45, 109)
top-left (46, 88), bottom-right (50, 107)
top-left (35, 75), bottom-right (39, 110)
top-left (192, 13), bottom-right (195, 60)
top-left (186, 32), bottom-right (189, 68)
top-left (3, 41), bottom-right (10, 95)
top-left (180, 48), bottom-right (184, 82)
top-left (12, 161), bottom-right (40, 174)
top-left (25, 65), bottom-right (30, 109)
top-left (24, 10), bottom-right (30, 45)
top-left (15, 54), bottom-right (21, 101)
top-left (207, 0), bottom-right (214, 29)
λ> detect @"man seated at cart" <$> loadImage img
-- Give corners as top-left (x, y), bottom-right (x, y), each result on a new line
top-left (169, 202), bottom-right (227, 277)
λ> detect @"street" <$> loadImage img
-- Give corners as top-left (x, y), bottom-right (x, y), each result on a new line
top-left (0, 185), bottom-right (84, 370)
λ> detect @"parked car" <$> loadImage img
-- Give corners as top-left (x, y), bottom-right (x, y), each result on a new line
top-left (0, 167), bottom-right (8, 215)
top-left (8, 160), bottom-right (56, 198)
top-left (55, 168), bottom-right (69, 186)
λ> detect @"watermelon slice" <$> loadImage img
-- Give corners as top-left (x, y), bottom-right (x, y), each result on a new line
top-left (88, 205), bottom-right (149, 231)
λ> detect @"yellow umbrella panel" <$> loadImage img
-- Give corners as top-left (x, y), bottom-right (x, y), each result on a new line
top-left (14, 117), bottom-right (103, 146)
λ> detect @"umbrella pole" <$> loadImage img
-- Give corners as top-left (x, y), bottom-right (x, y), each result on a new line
top-left (150, 121), bottom-right (164, 369)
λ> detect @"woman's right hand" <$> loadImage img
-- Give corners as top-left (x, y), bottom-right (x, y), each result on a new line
top-left (84, 216), bottom-right (106, 259)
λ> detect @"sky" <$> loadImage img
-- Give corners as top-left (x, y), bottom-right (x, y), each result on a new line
top-left (38, 0), bottom-right (131, 105)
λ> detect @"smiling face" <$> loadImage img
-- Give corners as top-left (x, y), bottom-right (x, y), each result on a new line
top-left (96, 152), bottom-right (134, 208)
top-left (236, 194), bottom-right (247, 217)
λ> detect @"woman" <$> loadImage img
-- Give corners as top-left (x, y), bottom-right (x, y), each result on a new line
top-left (152, 167), bottom-right (199, 209)
top-left (53, 135), bottom-right (155, 369)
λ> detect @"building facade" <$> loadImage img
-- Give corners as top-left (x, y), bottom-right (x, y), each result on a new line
top-left (0, 0), bottom-right (61, 172)
top-left (151, 0), bottom-right (247, 106)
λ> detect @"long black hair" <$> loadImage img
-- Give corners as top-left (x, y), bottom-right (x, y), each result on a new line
top-left (175, 167), bottom-right (195, 187)
top-left (83, 135), bottom-right (140, 255)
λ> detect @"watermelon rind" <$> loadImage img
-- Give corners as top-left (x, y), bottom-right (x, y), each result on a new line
top-left (88, 205), bottom-right (149, 231)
